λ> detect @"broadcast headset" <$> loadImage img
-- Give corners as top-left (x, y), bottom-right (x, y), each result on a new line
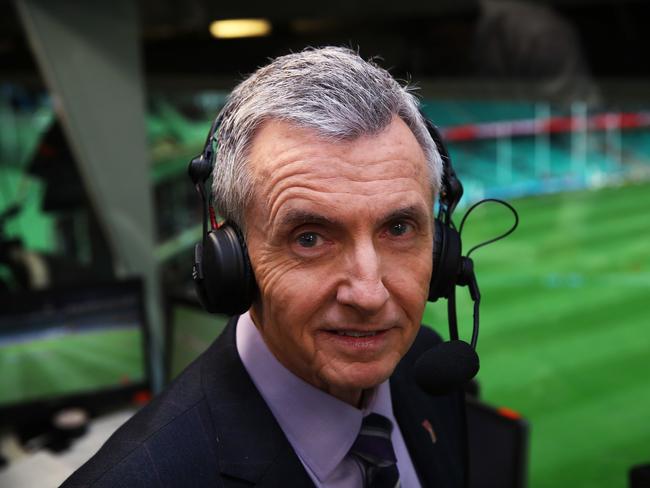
top-left (188, 112), bottom-right (518, 395)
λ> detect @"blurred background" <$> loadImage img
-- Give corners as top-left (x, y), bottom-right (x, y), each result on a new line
top-left (0, 0), bottom-right (648, 487)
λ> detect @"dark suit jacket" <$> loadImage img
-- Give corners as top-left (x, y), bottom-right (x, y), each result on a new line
top-left (62, 318), bottom-right (466, 487)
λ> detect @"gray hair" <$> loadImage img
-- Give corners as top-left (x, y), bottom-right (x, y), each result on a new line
top-left (211, 46), bottom-right (442, 227)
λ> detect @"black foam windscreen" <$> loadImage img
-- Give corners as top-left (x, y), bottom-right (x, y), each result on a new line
top-left (414, 340), bottom-right (480, 396)
top-left (629, 464), bottom-right (650, 488)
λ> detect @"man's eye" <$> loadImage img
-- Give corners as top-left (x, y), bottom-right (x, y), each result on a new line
top-left (296, 232), bottom-right (321, 248)
top-left (388, 221), bottom-right (413, 237)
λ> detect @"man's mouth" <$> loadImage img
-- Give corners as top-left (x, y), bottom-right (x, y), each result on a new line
top-left (320, 328), bottom-right (392, 351)
top-left (334, 330), bottom-right (379, 338)
top-left (323, 328), bottom-right (391, 339)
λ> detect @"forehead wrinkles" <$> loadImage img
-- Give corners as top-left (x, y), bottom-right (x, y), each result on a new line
top-left (265, 164), bottom-right (427, 225)
top-left (247, 119), bottom-right (431, 222)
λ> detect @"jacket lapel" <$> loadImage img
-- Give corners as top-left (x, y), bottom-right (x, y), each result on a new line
top-left (200, 317), bottom-right (314, 487)
top-left (390, 326), bottom-right (467, 488)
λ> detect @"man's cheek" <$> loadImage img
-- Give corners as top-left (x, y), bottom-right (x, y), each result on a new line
top-left (391, 258), bottom-right (432, 297)
top-left (254, 252), bottom-right (301, 296)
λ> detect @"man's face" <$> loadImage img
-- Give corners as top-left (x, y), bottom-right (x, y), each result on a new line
top-left (245, 117), bottom-right (434, 406)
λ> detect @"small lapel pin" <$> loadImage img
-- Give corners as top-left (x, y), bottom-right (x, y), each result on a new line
top-left (421, 419), bottom-right (437, 444)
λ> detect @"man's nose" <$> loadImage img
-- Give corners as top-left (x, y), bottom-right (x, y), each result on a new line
top-left (336, 241), bottom-right (389, 313)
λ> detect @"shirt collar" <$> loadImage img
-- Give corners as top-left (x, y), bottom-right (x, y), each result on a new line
top-left (236, 312), bottom-right (393, 483)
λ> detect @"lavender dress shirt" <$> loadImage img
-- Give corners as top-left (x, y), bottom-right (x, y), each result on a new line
top-left (236, 312), bottom-right (422, 487)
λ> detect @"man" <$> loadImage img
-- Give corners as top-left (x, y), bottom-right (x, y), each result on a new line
top-left (63, 47), bottom-right (466, 487)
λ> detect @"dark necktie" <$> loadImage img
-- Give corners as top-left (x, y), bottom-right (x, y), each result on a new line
top-left (349, 413), bottom-right (401, 488)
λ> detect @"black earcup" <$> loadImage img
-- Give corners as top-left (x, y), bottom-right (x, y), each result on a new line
top-left (429, 218), bottom-right (462, 302)
top-left (193, 223), bottom-right (256, 316)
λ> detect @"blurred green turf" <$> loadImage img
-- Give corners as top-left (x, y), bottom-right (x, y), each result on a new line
top-left (423, 180), bottom-right (650, 488)
top-left (0, 328), bottom-right (144, 406)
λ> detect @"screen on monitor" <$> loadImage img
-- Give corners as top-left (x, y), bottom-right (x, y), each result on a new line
top-left (0, 279), bottom-right (149, 412)
top-left (166, 296), bottom-right (227, 383)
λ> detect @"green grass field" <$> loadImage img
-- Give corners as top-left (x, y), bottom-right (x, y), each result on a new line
top-left (0, 327), bottom-right (144, 406)
top-left (423, 180), bottom-right (650, 488)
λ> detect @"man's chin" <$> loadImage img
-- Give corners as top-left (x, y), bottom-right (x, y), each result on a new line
top-left (320, 361), bottom-right (397, 399)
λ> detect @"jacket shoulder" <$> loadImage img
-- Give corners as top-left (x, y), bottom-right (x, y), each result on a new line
top-left (61, 342), bottom-right (221, 487)
top-left (392, 325), bottom-right (467, 487)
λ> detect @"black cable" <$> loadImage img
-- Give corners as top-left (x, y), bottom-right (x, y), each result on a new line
top-left (447, 287), bottom-right (459, 341)
top-left (470, 299), bottom-right (480, 350)
top-left (458, 198), bottom-right (519, 258)
top-left (195, 183), bottom-right (208, 251)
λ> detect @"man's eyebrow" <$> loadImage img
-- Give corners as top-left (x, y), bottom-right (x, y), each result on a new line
top-left (275, 205), bottom-right (430, 232)
top-left (381, 205), bottom-right (430, 224)
top-left (277, 209), bottom-right (339, 229)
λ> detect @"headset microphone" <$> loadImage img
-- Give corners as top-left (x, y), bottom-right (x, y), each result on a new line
top-left (415, 341), bottom-right (480, 396)
top-left (415, 255), bottom-right (481, 396)
top-left (415, 120), bottom-right (518, 396)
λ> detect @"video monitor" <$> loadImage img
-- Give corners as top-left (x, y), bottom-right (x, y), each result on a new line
top-left (0, 279), bottom-right (149, 420)
top-left (165, 295), bottom-right (227, 383)
top-left (466, 398), bottom-right (530, 488)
